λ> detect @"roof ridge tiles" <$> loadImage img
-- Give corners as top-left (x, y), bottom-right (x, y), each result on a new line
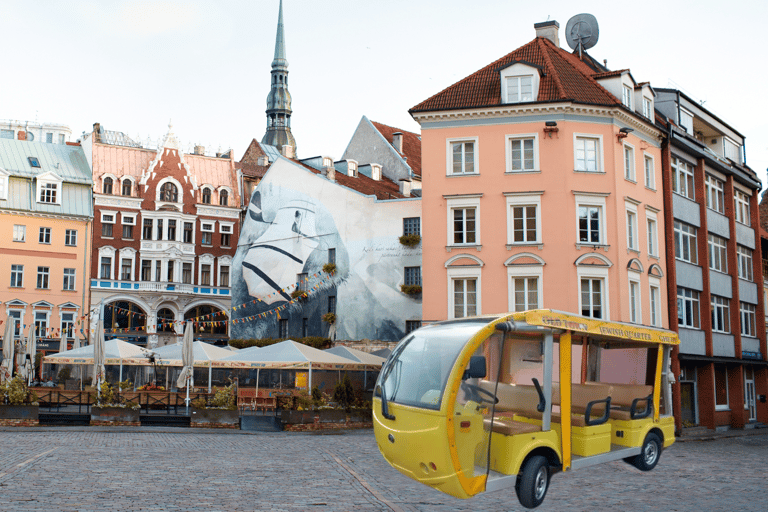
top-left (537, 38), bottom-right (566, 100)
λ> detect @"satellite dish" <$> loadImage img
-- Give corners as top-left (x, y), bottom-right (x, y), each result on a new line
top-left (565, 14), bottom-right (599, 56)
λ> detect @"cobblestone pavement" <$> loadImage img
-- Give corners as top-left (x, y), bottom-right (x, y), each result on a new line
top-left (0, 427), bottom-right (765, 511)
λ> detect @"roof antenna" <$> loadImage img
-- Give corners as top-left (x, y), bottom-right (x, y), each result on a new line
top-left (565, 14), bottom-right (600, 59)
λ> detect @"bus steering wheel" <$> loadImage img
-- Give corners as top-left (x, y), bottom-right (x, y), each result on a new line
top-left (462, 383), bottom-right (499, 405)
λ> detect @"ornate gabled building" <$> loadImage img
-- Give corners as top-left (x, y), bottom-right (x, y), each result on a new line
top-left (82, 123), bottom-right (240, 347)
top-left (261, 0), bottom-right (296, 156)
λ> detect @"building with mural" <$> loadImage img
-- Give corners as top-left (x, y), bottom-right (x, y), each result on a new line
top-left (0, 138), bottom-right (93, 355)
top-left (81, 123), bottom-right (240, 347)
top-left (657, 89), bottom-right (766, 431)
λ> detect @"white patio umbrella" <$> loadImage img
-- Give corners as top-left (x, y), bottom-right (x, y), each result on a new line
top-left (23, 327), bottom-right (37, 386)
top-left (176, 321), bottom-right (194, 408)
top-left (1, 318), bottom-right (15, 382)
top-left (92, 318), bottom-right (106, 397)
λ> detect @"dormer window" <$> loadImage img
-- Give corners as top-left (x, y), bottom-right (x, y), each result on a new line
top-left (219, 189), bottom-right (229, 206)
top-left (202, 187), bottom-right (211, 204)
top-left (39, 183), bottom-right (58, 203)
top-left (506, 75), bottom-right (533, 103)
top-left (0, 173), bottom-right (7, 201)
top-left (121, 179), bottom-right (132, 196)
top-left (323, 157), bottom-right (333, 168)
top-left (622, 85), bottom-right (633, 109)
top-left (642, 97), bottom-right (652, 119)
top-left (103, 177), bottom-right (113, 194)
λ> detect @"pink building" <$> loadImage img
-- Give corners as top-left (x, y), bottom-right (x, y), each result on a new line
top-left (413, 21), bottom-right (667, 331)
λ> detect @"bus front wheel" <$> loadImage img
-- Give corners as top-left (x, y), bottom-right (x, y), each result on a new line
top-left (515, 455), bottom-right (550, 509)
top-left (626, 432), bottom-right (661, 471)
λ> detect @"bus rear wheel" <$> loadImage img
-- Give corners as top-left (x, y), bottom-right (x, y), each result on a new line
top-left (626, 432), bottom-right (661, 471)
top-left (515, 455), bottom-right (550, 509)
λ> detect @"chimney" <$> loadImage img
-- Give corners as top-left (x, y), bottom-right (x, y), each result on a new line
top-left (399, 180), bottom-right (412, 197)
top-left (194, 145), bottom-right (205, 155)
top-left (392, 132), bottom-right (403, 153)
top-left (17, 130), bottom-right (26, 141)
top-left (534, 20), bottom-right (560, 47)
top-left (326, 165), bottom-right (336, 182)
top-left (281, 145), bottom-right (294, 158)
top-left (257, 155), bottom-right (269, 166)
top-left (93, 122), bottom-right (101, 143)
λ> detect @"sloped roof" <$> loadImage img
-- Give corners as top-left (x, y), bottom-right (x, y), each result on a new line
top-left (239, 139), bottom-right (272, 179)
top-left (369, 121), bottom-right (422, 177)
top-left (43, 339), bottom-right (145, 363)
top-left (324, 346), bottom-right (386, 365)
top-left (151, 340), bottom-right (234, 363)
top-left (0, 139), bottom-right (93, 184)
top-left (411, 37), bottom-right (620, 113)
top-left (214, 340), bottom-right (370, 369)
top-left (295, 159), bottom-right (406, 200)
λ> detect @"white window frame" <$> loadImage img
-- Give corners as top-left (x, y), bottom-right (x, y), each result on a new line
top-left (200, 221), bottom-right (214, 246)
top-left (97, 246), bottom-right (116, 281)
top-left (119, 248), bottom-right (136, 282)
top-left (500, 63), bottom-right (540, 104)
top-left (34, 309), bottom-right (50, 337)
top-left (708, 234), bottom-right (728, 273)
top-left (37, 179), bottom-right (61, 205)
top-left (644, 153), bottom-right (655, 190)
top-left (505, 75), bottom-right (534, 103)
top-left (446, 137), bottom-right (479, 176)
top-left (198, 254), bottom-right (215, 287)
top-left (625, 202), bottom-right (638, 252)
top-left (624, 143), bottom-right (635, 182)
top-left (447, 266), bottom-right (482, 320)
top-left (622, 85), bottom-right (633, 109)
top-left (101, 210), bottom-right (117, 238)
top-left (218, 256), bottom-right (233, 288)
top-left (0, 174), bottom-right (7, 201)
top-left (649, 278), bottom-right (661, 327)
top-left (507, 265), bottom-right (543, 312)
top-left (674, 220), bottom-right (698, 264)
top-left (677, 287), bottom-right (700, 329)
top-left (642, 97), bottom-right (653, 119)
top-left (573, 134), bottom-right (603, 173)
top-left (705, 174), bottom-right (725, 213)
top-left (13, 224), bottom-right (26, 242)
top-left (575, 193), bottom-right (607, 247)
top-left (577, 266), bottom-right (609, 320)
top-left (64, 229), bottom-right (77, 247)
top-left (740, 302), bottom-right (756, 338)
top-left (506, 133), bottom-right (539, 173)
top-left (201, 186), bottom-right (213, 204)
top-left (680, 108), bottom-right (694, 134)
top-left (36, 266), bottom-right (50, 289)
top-left (505, 193), bottom-right (542, 246)
top-left (446, 195), bottom-right (481, 248)
top-left (63, 268), bottom-right (76, 291)
top-left (737, 245), bottom-right (753, 281)
top-left (734, 189), bottom-right (751, 226)
top-left (646, 209), bottom-right (658, 258)
top-left (120, 177), bottom-right (134, 196)
top-left (39, 226), bottom-right (51, 244)
top-left (10, 264), bottom-right (23, 288)
top-left (629, 276), bottom-right (642, 324)
top-left (672, 157), bottom-right (695, 200)
top-left (710, 295), bottom-right (730, 334)
top-left (724, 137), bottom-right (742, 164)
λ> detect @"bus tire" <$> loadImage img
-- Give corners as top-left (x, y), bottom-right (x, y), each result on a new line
top-left (515, 455), bottom-right (550, 509)
top-left (630, 432), bottom-right (661, 471)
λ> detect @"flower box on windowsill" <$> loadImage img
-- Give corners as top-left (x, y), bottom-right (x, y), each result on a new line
top-left (398, 234), bottom-right (421, 247)
top-left (400, 285), bottom-right (422, 296)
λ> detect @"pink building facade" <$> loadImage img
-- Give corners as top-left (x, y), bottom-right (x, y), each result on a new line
top-left (414, 22), bottom-right (668, 332)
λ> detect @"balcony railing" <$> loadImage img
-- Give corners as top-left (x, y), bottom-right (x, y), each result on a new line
top-left (91, 279), bottom-right (230, 296)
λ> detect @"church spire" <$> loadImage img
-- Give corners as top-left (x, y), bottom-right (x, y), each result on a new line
top-left (262, 0), bottom-right (296, 155)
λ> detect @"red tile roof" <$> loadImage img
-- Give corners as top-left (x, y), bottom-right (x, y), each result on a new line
top-left (295, 160), bottom-right (406, 200)
top-left (370, 121), bottom-right (422, 177)
top-left (411, 37), bottom-right (620, 113)
top-left (238, 139), bottom-right (270, 178)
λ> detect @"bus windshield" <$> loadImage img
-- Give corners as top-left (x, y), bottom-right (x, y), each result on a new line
top-left (376, 320), bottom-right (489, 410)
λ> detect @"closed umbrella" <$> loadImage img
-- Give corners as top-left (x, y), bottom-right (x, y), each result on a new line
top-left (176, 321), bottom-right (194, 408)
top-left (92, 318), bottom-right (106, 397)
top-left (26, 327), bottom-right (37, 386)
top-left (1, 319), bottom-right (15, 382)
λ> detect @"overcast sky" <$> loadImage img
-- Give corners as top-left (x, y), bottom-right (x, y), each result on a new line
top-left (2, 0), bottom-right (767, 184)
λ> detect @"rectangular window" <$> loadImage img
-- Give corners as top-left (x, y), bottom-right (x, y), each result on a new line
top-left (714, 365), bottom-right (729, 409)
top-left (201, 264), bottom-right (211, 285)
top-left (167, 261), bottom-right (174, 282)
top-left (740, 302), bottom-right (756, 338)
top-left (141, 260), bottom-right (152, 281)
top-left (511, 205), bottom-right (538, 243)
top-left (644, 155), bottom-right (655, 189)
top-left (512, 276), bottom-right (539, 312)
top-left (626, 210), bottom-right (637, 250)
top-left (647, 217), bottom-right (658, 257)
top-left (403, 217), bottom-right (420, 236)
top-left (183, 222), bottom-right (194, 243)
top-left (182, 263), bottom-right (192, 284)
top-left (100, 257), bottom-right (111, 279)
top-left (708, 234), bottom-right (728, 273)
top-left (452, 207), bottom-right (476, 245)
top-left (122, 224), bottom-right (133, 239)
top-left (61, 313), bottom-right (74, 339)
top-left (46, 133), bottom-right (53, 143)
top-left (650, 285), bottom-right (660, 327)
top-left (63, 268), bottom-right (76, 290)
top-left (509, 137), bottom-right (536, 172)
top-left (405, 320), bottom-right (422, 334)
top-left (680, 108), bottom-right (694, 134)
top-left (453, 278), bottom-right (477, 318)
top-left (201, 222), bottom-right (213, 245)
top-left (221, 233), bottom-right (231, 247)
top-left (622, 85), bottom-right (633, 109)
top-left (35, 312), bottom-right (48, 337)
top-left (102, 214), bottom-right (114, 237)
top-left (450, 140), bottom-right (476, 175)
top-left (13, 225), bottom-right (26, 242)
top-left (0, 129), bottom-right (13, 139)
top-left (624, 145), bottom-right (635, 181)
top-left (39, 227), bottom-right (51, 244)
top-left (220, 265), bottom-right (230, 287)
top-left (629, 280), bottom-right (641, 323)
top-left (328, 295), bottom-right (337, 314)
top-left (65, 229), bottom-right (77, 246)
top-left (37, 266), bottom-right (49, 289)
top-left (279, 319), bottom-right (288, 339)
top-left (10, 264), bottom-right (23, 287)
top-left (9, 310), bottom-right (21, 338)
top-left (122, 180), bottom-right (132, 196)
top-left (710, 295), bottom-right (730, 333)
top-left (155, 261), bottom-right (161, 282)
top-left (156, 219), bottom-right (164, 240)
top-left (404, 266), bottom-right (421, 286)
top-left (143, 219), bottom-right (153, 240)
top-left (121, 259), bottom-right (131, 281)
top-left (705, 175), bottom-right (725, 213)
top-left (167, 220), bottom-right (177, 241)
top-left (578, 205), bottom-right (602, 244)
top-left (580, 278), bottom-right (603, 319)
top-left (737, 245), bottom-right (753, 281)
top-left (39, 183), bottom-right (57, 203)
top-left (506, 75), bottom-right (533, 103)
top-left (575, 137), bottom-right (600, 172)
top-left (677, 287), bottom-right (700, 328)
top-left (672, 157), bottom-right (694, 200)
top-left (643, 97), bottom-right (652, 119)
top-left (674, 221), bottom-right (698, 264)
top-left (735, 190), bottom-right (751, 226)
top-left (328, 248), bottom-right (336, 264)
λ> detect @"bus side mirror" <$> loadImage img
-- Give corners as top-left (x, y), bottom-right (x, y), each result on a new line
top-left (464, 356), bottom-right (486, 380)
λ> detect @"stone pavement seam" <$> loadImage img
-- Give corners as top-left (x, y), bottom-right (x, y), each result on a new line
top-left (326, 450), bottom-right (406, 512)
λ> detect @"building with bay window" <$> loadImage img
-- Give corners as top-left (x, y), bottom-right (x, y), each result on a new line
top-left (82, 123), bottom-right (239, 347)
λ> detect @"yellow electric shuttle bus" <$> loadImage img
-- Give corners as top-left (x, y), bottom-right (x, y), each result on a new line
top-left (373, 310), bottom-right (678, 509)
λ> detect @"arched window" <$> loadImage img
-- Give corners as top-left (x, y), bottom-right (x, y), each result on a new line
top-left (219, 190), bottom-right (229, 206)
top-left (103, 301), bottom-right (146, 332)
top-left (184, 305), bottom-right (227, 336)
top-left (160, 182), bottom-right (178, 202)
top-left (202, 187), bottom-right (211, 204)
top-left (122, 179), bottom-right (132, 196)
top-left (157, 308), bottom-right (176, 332)
top-left (103, 177), bottom-right (113, 194)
